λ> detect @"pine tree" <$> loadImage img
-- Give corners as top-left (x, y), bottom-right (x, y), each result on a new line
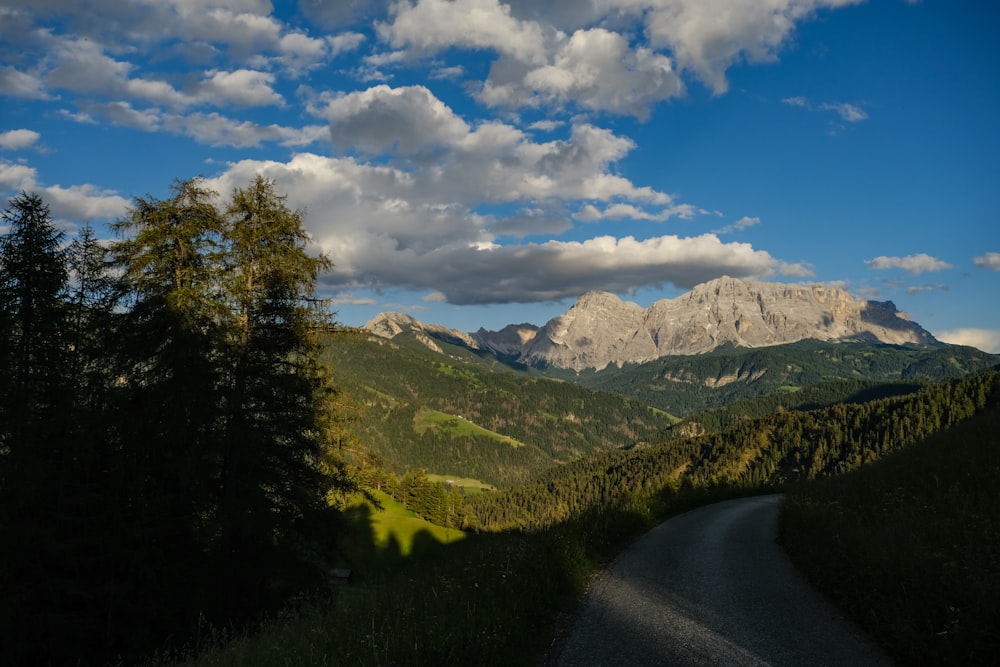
top-left (0, 191), bottom-right (70, 452)
top-left (0, 192), bottom-right (76, 663)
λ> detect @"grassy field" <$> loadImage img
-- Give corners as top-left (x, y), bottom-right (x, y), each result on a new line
top-left (413, 409), bottom-right (525, 447)
top-left (426, 473), bottom-right (496, 493)
top-left (361, 491), bottom-right (466, 556)
top-left (780, 399), bottom-right (1000, 665)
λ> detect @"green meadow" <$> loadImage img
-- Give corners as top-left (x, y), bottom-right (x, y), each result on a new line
top-left (413, 409), bottom-right (525, 447)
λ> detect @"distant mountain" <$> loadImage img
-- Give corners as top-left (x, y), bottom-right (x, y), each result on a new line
top-left (366, 276), bottom-right (939, 371)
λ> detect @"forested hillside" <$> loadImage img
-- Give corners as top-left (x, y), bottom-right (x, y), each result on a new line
top-left (574, 339), bottom-right (998, 415)
top-left (781, 386), bottom-right (1000, 664)
top-left (459, 369), bottom-right (1000, 532)
top-left (320, 329), bottom-right (677, 487)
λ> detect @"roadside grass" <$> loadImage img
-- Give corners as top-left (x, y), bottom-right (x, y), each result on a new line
top-left (779, 399), bottom-right (1000, 665)
top-left (176, 508), bottom-right (607, 666)
top-left (173, 482), bottom-right (749, 666)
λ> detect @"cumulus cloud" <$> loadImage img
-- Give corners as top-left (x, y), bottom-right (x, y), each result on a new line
top-left (203, 151), bottom-right (807, 304)
top-left (865, 253), bottom-right (953, 275)
top-left (375, 0), bottom-right (857, 117)
top-left (327, 32), bottom-right (367, 56)
top-left (0, 160), bottom-right (128, 221)
top-left (641, 0), bottom-right (863, 95)
top-left (380, 0), bottom-right (550, 65)
top-left (317, 232), bottom-right (806, 305)
top-left (489, 209), bottom-right (573, 237)
top-left (935, 328), bottom-right (1000, 354)
top-left (319, 85), bottom-right (471, 154)
top-left (0, 129), bottom-right (41, 150)
top-left (974, 252), bottom-right (1000, 270)
top-left (198, 69), bottom-right (285, 107)
top-left (482, 27), bottom-right (683, 117)
top-left (0, 65), bottom-right (51, 99)
top-left (162, 112), bottom-right (327, 147)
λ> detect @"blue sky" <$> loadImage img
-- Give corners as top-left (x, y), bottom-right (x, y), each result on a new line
top-left (1, 0), bottom-right (998, 351)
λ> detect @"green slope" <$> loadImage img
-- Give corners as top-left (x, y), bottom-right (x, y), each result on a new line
top-left (780, 389), bottom-right (1000, 664)
top-left (321, 329), bottom-right (678, 487)
top-left (572, 340), bottom-right (999, 415)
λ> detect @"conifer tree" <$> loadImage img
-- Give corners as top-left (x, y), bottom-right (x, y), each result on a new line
top-left (217, 175), bottom-right (343, 604)
top-left (109, 177), bottom-right (228, 636)
top-left (0, 192), bottom-right (75, 662)
top-left (0, 191), bottom-right (70, 451)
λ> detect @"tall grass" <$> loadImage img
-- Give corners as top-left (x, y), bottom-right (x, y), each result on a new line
top-left (780, 399), bottom-right (1000, 665)
top-left (169, 483), bottom-right (746, 666)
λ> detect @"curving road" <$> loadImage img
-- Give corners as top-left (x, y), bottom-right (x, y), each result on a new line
top-left (553, 494), bottom-right (891, 666)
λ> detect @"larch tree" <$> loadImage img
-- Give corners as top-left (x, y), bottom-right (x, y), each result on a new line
top-left (218, 175), bottom-right (347, 606)
top-left (109, 177), bottom-right (229, 639)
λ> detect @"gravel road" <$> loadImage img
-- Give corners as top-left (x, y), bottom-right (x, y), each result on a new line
top-left (553, 494), bottom-right (891, 666)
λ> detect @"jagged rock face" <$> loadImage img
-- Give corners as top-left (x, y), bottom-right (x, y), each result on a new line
top-left (364, 312), bottom-right (479, 350)
top-left (364, 276), bottom-right (938, 371)
top-left (517, 291), bottom-right (658, 369)
top-left (471, 323), bottom-right (540, 357)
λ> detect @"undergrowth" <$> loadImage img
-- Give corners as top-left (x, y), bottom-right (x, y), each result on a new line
top-left (780, 400), bottom-right (1000, 665)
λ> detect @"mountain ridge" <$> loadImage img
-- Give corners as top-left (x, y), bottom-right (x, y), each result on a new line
top-left (365, 276), bottom-right (939, 371)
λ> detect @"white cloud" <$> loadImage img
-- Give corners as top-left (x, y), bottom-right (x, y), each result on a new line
top-left (374, 0), bottom-right (860, 117)
top-left (905, 283), bottom-right (947, 294)
top-left (865, 253), bottom-right (953, 274)
top-left (162, 112), bottom-right (327, 147)
top-left (320, 85), bottom-right (471, 154)
top-left (329, 293), bottom-right (378, 306)
top-left (0, 161), bottom-right (37, 191)
top-left (821, 101), bottom-right (868, 122)
top-left (380, 0), bottom-right (550, 65)
top-left (974, 252), bottom-right (1000, 270)
top-left (642, 0), bottom-right (863, 95)
top-left (327, 32), bottom-right (367, 56)
top-left (781, 96), bottom-right (809, 108)
top-left (0, 65), bottom-right (51, 99)
top-left (313, 85), bottom-right (675, 207)
top-left (784, 95), bottom-right (868, 123)
top-left (484, 27), bottom-right (683, 117)
top-left (204, 152), bottom-right (806, 304)
top-left (528, 120), bottom-right (563, 132)
top-left (198, 69), bottom-right (285, 107)
top-left (574, 202), bottom-right (699, 222)
top-left (713, 215), bottom-right (760, 234)
top-left (0, 129), bottom-right (41, 150)
top-left (935, 328), bottom-right (1000, 354)
top-left (78, 101), bottom-right (162, 131)
top-left (0, 160), bottom-right (128, 221)
top-left (42, 183), bottom-right (130, 221)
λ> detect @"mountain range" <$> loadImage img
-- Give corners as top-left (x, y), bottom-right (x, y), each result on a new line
top-left (366, 276), bottom-right (939, 371)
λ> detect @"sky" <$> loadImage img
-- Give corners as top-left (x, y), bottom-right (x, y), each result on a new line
top-left (1, 0), bottom-right (998, 352)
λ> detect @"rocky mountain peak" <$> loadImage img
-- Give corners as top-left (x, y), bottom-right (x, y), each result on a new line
top-left (363, 276), bottom-right (939, 371)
